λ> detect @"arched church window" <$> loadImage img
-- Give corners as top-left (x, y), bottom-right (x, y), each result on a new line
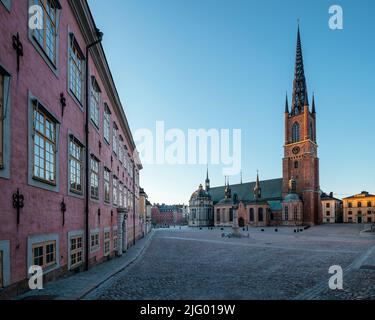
top-left (258, 208), bottom-right (264, 222)
top-left (284, 206), bottom-right (289, 221)
top-left (249, 208), bottom-right (254, 222)
top-left (294, 161), bottom-right (299, 169)
top-left (309, 122), bottom-right (314, 140)
top-left (294, 206), bottom-right (298, 221)
top-left (292, 122), bottom-right (300, 143)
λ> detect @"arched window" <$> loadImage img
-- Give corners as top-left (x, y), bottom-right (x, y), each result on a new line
top-left (258, 208), bottom-right (264, 222)
top-left (229, 208), bottom-right (233, 222)
top-left (294, 206), bottom-right (298, 221)
top-left (292, 122), bottom-right (300, 143)
top-left (294, 161), bottom-right (299, 169)
top-left (309, 122), bottom-right (314, 140)
top-left (249, 208), bottom-right (254, 222)
top-left (284, 206), bottom-right (289, 221)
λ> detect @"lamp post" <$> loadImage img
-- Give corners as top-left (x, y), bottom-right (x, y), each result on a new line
top-left (85, 28), bottom-right (103, 272)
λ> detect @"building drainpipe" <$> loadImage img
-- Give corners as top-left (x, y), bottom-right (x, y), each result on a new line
top-left (85, 29), bottom-right (103, 272)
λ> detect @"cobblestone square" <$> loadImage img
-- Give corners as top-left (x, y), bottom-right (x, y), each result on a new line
top-left (85, 225), bottom-right (375, 300)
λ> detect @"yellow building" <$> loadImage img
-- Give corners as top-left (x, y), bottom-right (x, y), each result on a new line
top-left (342, 191), bottom-right (375, 224)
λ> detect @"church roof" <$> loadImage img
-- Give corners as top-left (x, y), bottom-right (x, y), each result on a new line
top-left (208, 178), bottom-right (283, 204)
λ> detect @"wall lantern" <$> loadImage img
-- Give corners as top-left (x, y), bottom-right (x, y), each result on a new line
top-left (12, 188), bottom-right (24, 225)
top-left (12, 33), bottom-right (23, 72)
top-left (60, 198), bottom-right (67, 226)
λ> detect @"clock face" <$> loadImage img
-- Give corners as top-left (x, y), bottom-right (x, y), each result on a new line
top-left (292, 146), bottom-right (300, 155)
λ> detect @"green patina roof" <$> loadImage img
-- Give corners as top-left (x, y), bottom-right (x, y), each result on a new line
top-left (267, 200), bottom-right (283, 211)
top-left (208, 178), bottom-right (283, 205)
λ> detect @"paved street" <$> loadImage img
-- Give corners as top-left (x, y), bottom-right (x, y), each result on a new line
top-left (84, 225), bottom-right (375, 300)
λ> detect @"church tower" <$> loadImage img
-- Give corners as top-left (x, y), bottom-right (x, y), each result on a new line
top-left (282, 26), bottom-right (322, 225)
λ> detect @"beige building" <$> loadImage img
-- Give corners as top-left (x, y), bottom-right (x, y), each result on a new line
top-left (343, 191), bottom-right (375, 224)
top-left (139, 188), bottom-right (152, 236)
top-left (321, 192), bottom-right (343, 223)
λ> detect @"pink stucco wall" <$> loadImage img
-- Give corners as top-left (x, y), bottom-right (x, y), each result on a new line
top-left (0, 0), bottom-right (141, 290)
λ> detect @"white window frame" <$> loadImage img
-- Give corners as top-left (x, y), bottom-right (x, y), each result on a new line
top-left (68, 230), bottom-right (84, 270)
top-left (103, 104), bottom-right (111, 144)
top-left (90, 77), bottom-right (100, 128)
top-left (104, 228), bottom-right (111, 256)
top-left (90, 229), bottom-right (100, 253)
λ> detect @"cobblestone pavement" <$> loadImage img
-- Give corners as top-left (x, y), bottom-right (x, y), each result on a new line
top-left (85, 225), bottom-right (375, 300)
top-left (17, 231), bottom-right (155, 300)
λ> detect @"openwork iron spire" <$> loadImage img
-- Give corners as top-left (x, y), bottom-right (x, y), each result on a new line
top-left (292, 25), bottom-right (308, 114)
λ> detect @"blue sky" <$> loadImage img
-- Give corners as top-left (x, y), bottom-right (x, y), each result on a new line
top-left (89, 0), bottom-right (375, 204)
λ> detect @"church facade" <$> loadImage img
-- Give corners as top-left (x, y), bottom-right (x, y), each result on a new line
top-left (189, 27), bottom-right (322, 228)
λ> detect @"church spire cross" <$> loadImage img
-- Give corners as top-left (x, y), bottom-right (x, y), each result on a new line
top-left (292, 24), bottom-right (308, 114)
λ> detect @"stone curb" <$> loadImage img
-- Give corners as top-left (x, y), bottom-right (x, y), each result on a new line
top-left (77, 229), bottom-right (155, 300)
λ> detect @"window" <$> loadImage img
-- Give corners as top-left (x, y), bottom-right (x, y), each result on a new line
top-left (90, 156), bottom-right (99, 199)
top-left (0, 0), bottom-right (11, 11)
top-left (309, 122), bottom-right (314, 141)
top-left (292, 122), bottom-right (300, 143)
top-left (32, 101), bottom-right (57, 184)
top-left (112, 123), bottom-right (118, 155)
top-left (358, 202), bottom-right (362, 208)
top-left (119, 144), bottom-right (123, 164)
top-left (104, 168), bottom-right (111, 203)
top-left (69, 34), bottom-right (84, 103)
top-left (113, 229), bottom-right (118, 250)
top-left (348, 202), bottom-right (352, 208)
top-left (32, 241), bottom-right (56, 269)
top-left (284, 206), bottom-right (289, 221)
top-left (216, 209), bottom-right (220, 222)
top-left (90, 231), bottom-right (100, 252)
top-left (104, 230), bottom-right (110, 256)
top-left (367, 201), bottom-right (372, 208)
top-left (294, 161), bottom-right (298, 169)
top-left (258, 208), bottom-right (264, 222)
top-left (348, 211), bottom-right (352, 215)
top-left (326, 211), bottom-right (330, 216)
top-left (103, 104), bottom-right (111, 143)
top-left (33, 0), bottom-right (59, 65)
top-left (124, 147), bottom-right (128, 171)
top-left (191, 209), bottom-right (196, 220)
top-left (229, 208), bottom-right (233, 222)
top-left (70, 235), bottom-right (83, 268)
top-left (326, 203), bottom-right (330, 208)
top-left (293, 207), bottom-right (298, 221)
top-left (119, 182), bottom-right (124, 207)
top-left (113, 175), bottom-right (118, 206)
top-left (0, 73), bottom-right (3, 169)
top-left (90, 77), bottom-right (100, 128)
top-left (69, 136), bottom-right (83, 194)
top-left (249, 208), bottom-right (254, 222)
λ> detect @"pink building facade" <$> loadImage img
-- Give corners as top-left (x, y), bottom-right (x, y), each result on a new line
top-left (0, 0), bottom-right (142, 297)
